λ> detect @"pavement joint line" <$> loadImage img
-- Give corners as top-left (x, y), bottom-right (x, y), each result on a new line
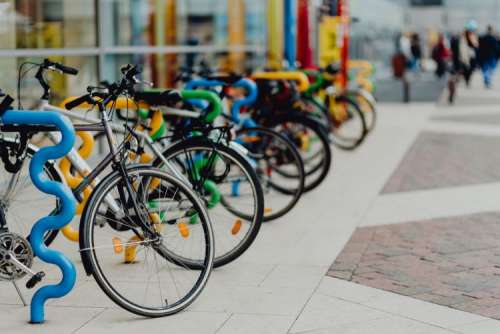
top-left (256, 264), bottom-right (278, 287)
top-left (313, 280), bottom-right (478, 333)
top-left (285, 274), bottom-right (327, 334)
top-left (213, 312), bottom-right (233, 334)
top-left (71, 307), bottom-right (108, 334)
top-left (286, 315), bottom-right (391, 334)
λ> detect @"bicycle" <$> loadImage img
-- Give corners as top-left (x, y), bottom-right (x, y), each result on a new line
top-left (0, 65), bottom-right (215, 317)
top-left (250, 71), bottom-right (333, 192)
top-left (177, 68), bottom-right (306, 221)
top-left (13, 59), bottom-right (264, 268)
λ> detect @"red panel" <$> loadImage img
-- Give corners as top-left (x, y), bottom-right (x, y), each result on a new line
top-left (297, 0), bottom-right (313, 68)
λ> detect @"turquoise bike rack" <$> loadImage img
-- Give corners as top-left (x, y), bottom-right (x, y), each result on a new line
top-left (1, 110), bottom-right (77, 324)
top-left (184, 77), bottom-right (258, 126)
top-left (185, 78), bottom-right (260, 197)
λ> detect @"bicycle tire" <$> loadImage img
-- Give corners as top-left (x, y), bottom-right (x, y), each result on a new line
top-left (79, 165), bottom-right (214, 317)
top-left (236, 127), bottom-right (305, 221)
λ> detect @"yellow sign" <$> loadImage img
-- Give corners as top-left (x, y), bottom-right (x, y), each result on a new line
top-left (267, 0), bottom-right (284, 69)
top-left (319, 16), bottom-right (344, 67)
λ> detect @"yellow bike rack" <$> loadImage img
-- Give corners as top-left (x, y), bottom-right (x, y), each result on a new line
top-left (348, 60), bottom-right (375, 93)
top-left (58, 131), bottom-right (94, 241)
top-left (58, 96), bottom-right (165, 245)
top-left (251, 71), bottom-right (310, 92)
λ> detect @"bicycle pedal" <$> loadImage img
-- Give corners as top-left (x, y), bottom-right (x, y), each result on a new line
top-left (264, 208), bottom-right (272, 214)
top-left (26, 271), bottom-right (45, 289)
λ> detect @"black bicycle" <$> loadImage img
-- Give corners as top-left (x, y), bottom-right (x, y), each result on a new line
top-left (0, 65), bottom-right (215, 317)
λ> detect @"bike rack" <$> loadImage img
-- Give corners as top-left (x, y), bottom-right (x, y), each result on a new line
top-left (1, 110), bottom-right (77, 324)
top-left (251, 71), bottom-right (311, 92)
top-left (184, 78), bottom-right (259, 126)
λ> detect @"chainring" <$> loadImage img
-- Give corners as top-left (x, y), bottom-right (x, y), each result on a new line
top-left (0, 232), bottom-right (33, 281)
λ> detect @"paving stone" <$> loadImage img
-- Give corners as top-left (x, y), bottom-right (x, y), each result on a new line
top-left (381, 131), bottom-right (500, 193)
top-left (328, 212), bottom-right (500, 320)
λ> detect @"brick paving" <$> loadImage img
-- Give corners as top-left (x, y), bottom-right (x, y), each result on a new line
top-left (433, 112), bottom-right (500, 126)
top-left (382, 131), bottom-right (500, 193)
top-left (328, 212), bottom-right (500, 320)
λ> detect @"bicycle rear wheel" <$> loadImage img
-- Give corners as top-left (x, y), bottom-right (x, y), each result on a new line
top-left (0, 137), bottom-right (60, 245)
top-left (269, 115), bottom-right (332, 192)
top-left (80, 165), bottom-right (214, 317)
top-left (153, 137), bottom-right (264, 268)
top-left (326, 96), bottom-right (368, 150)
top-left (236, 127), bottom-right (305, 221)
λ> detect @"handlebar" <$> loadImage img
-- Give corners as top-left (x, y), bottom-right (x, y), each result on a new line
top-left (34, 59), bottom-right (79, 100)
top-left (41, 59), bottom-right (79, 76)
top-left (64, 94), bottom-right (94, 110)
top-left (0, 94), bottom-right (14, 116)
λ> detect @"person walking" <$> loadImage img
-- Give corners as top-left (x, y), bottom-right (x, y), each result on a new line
top-left (478, 25), bottom-right (499, 88)
top-left (463, 20), bottom-right (479, 86)
top-left (432, 33), bottom-right (450, 78)
top-left (410, 33), bottom-right (422, 72)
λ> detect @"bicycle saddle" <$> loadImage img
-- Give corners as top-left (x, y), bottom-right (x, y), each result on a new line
top-left (134, 90), bottom-right (183, 106)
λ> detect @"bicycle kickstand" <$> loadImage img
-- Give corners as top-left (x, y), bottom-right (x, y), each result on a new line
top-left (12, 281), bottom-right (27, 306)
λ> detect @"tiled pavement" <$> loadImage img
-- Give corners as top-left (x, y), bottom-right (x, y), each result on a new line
top-left (328, 72), bottom-right (500, 332)
top-left (329, 212), bottom-right (500, 320)
top-left (4, 74), bottom-right (500, 333)
top-left (382, 131), bottom-right (500, 193)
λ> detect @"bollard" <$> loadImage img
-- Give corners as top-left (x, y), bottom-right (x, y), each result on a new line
top-left (1, 111), bottom-right (77, 324)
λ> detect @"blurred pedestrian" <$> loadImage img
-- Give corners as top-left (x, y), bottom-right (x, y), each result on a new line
top-left (431, 33), bottom-right (450, 78)
top-left (399, 32), bottom-right (412, 68)
top-left (410, 33), bottom-right (422, 72)
top-left (463, 20), bottom-right (479, 86)
top-left (478, 25), bottom-right (499, 88)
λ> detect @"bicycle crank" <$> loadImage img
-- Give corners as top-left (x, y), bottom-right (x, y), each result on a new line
top-left (0, 232), bottom-right (45, 289)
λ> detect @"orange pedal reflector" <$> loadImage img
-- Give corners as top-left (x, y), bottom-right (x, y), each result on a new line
top-left (299, 134), bottom-right (310, 151)
top-left (178, 222), bottom-right (190, 238)
top-left (264, 208), bottom-right (272, 214)
top-left (241, 136), bottom-right (260, 143)
top-left (231, 219), bottom-right (242, 235)
top-left (112, 237), bottom-right (123, 254)
top-left (149, 177), bottom-right (161, 191)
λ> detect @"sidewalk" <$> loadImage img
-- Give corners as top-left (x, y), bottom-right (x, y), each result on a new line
top-left (3, 73), bottom-right (500, 333)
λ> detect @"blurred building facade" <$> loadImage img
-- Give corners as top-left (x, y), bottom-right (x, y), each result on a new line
top-left (0, 0), bottom-right (266, 101)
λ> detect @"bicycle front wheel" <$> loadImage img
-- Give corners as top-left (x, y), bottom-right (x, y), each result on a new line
top-left (80, 165), bottom-right (214, 317)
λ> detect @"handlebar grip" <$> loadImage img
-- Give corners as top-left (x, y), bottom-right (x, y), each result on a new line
top-left (0, 95), bottom-right (14, 115)
top-left (126, 66), bottom-right (141, 80)
top-left (65, 94), bottom-right (92, 110)
top-left (57, 63), bottom-right (78, 75)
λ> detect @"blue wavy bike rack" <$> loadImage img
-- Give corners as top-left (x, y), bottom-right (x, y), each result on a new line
top-left (185, 77), bottom-right (259, 127)
top-left (1, 110), bottom-right (77, 324)
top-left (185, 78), bottom-right (259, 197)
